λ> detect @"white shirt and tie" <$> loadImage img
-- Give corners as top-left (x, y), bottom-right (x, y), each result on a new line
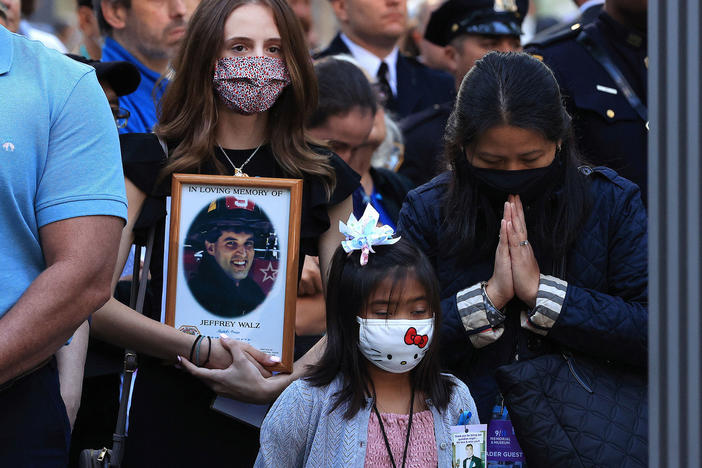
top-left (339, 33), bottom-right (399, 98)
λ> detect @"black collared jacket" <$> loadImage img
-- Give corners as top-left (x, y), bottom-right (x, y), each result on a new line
top-left (315, 34), bottom-right (455, 120)
top-left (527, 12), bottom-right (648, 204)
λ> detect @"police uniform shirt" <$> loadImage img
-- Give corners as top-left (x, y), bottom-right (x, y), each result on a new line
top-left (595, 13), bottom-right (647, 102)
top-left (526, 11), bottom-right (648, 203)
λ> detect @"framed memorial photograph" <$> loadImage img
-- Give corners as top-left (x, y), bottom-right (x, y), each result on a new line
top-left (165, 174), bottom-right (302, 372)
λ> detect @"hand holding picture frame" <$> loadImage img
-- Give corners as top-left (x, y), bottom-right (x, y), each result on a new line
top-left (165, 174), bottom-right (302, 372)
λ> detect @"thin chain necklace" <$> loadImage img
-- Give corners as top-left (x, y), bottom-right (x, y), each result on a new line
top-left (217, 142), bottom-right (263, 177)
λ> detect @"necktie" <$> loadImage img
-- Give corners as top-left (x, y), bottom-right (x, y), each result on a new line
top-left (376, 61), bottom-right (395, 109)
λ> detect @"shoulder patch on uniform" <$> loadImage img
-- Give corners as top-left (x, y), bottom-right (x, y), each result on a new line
top-left (530, 53), bottom-right (544, 61)
top-left (525, 26), bottom-right (580, 49)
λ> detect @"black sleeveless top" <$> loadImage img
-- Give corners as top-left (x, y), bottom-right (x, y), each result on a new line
top-left (119, 133), bottom-right (359, 468)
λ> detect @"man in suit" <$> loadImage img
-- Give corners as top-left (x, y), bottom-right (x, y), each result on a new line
top-left (398, 0), bottom-right (525, 187)
top-left (463, 444), bottom-right (484, 468)
top-left (526, 0), bottom-right (648, 203)
top-left (315, 0), bottom-right (454, 120)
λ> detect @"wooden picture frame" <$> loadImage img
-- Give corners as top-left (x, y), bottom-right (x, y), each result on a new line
top-left (165, 174), bottom-right (302, 372)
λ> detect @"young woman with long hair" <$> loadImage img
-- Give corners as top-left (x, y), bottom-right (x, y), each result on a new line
top-left (87, 0), bottom-right (357, 465)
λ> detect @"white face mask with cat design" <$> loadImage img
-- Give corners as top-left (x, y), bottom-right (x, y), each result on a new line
top-left (356, 317), bottom-right (434, 373)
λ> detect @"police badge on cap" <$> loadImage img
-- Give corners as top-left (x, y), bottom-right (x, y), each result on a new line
top-left (424, 0), bottom-right (527, 47)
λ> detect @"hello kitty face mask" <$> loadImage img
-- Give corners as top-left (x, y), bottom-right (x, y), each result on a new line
top-left (356, 317), bottom-right (434, 374)
top-left (213, 56), bottom-right (291, 115)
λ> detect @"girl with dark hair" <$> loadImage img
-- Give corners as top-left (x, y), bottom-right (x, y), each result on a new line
top-left (397, 51), bottom-right (647, 449)
top-left (85, 0), bottom-right (358, 465)
top-left (256, 221), bottom-right (478, 467)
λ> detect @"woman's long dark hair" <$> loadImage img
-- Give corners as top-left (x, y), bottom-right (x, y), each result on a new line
top-left (307, 239), bottom-right (454, 419)
top-left (443, 52), bottom-right (589, 265)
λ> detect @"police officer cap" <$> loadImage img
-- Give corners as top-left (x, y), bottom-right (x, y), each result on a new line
top-left (424, 0), bottom-right (527, 47)
top-left (192, 196), bottom-right (272, 242)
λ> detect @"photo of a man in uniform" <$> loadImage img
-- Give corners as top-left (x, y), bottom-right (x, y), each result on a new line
top-left (463, 444), bottom-right (483, 468)
top-left (186, 197), bottom-right (273, 317)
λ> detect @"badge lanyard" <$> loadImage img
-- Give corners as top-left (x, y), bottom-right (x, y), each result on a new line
top-left (372, 389), bottom-right (415, 468)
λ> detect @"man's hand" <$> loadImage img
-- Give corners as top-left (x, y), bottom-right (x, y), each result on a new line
top-left (204, 336), bottom-right (234, 369)
top-left (298, 256), bottom-right (323, 296)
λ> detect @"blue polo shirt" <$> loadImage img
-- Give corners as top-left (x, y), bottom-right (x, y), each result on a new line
top-left (0, 26), bottom-right (128, 318)
top-left (102, 37), bottom-right (169, 134)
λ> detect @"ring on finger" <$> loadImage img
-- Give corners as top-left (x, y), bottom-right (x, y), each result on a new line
top-left (519, 240), bottom-right (529, 246)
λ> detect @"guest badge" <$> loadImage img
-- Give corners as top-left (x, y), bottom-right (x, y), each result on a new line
top-left (451, 424), bottom-right (487, 468)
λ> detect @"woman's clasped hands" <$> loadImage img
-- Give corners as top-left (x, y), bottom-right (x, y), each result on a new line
top-left (178, 334), bottom-right (288, 404)
top-left (486, 194), bottom-right (540, 310)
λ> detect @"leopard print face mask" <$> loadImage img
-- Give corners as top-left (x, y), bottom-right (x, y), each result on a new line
top-left (213, 56), bottom-right (291, 115)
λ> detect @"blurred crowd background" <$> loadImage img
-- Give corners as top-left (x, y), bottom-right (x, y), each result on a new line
top-left (26, 0), bottom-right (576, 54)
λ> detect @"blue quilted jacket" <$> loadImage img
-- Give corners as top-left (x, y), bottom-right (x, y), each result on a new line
top-left (397, 167), bottom-right (648, 422)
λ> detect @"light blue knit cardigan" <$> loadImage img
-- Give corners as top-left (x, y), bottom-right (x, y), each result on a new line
top-left (255, 374), bottom-right (479, 467)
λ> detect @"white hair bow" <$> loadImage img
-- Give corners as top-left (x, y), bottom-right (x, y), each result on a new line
top-left (339, 204), bottom-right (400, 265)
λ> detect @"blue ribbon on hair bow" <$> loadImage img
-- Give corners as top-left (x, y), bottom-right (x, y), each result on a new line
top-left (339, 204), bottom-right (400, 265)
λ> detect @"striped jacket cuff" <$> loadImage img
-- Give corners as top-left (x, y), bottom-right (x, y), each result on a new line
top-left (457, 282), bottom-right (506, 348)
top-left (521, 274), bottom-right (568, 336)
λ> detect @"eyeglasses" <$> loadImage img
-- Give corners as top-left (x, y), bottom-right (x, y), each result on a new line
top-left (111, 106), bottom-right (130, 129)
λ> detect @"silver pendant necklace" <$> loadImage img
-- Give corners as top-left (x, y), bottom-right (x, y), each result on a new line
top-left (217, 142), bottom-right (263, 177)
